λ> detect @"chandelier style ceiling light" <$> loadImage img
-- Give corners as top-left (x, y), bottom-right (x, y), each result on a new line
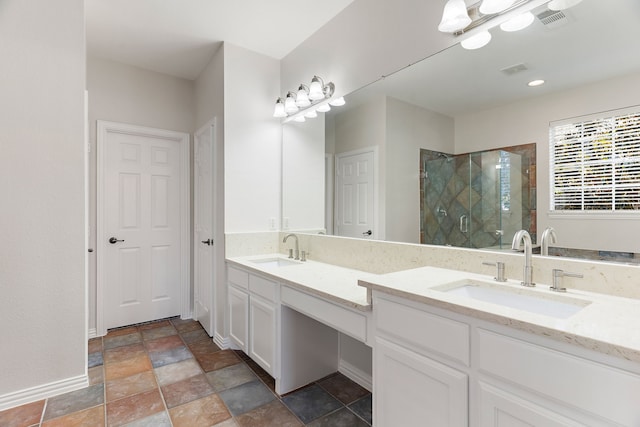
top-left (438, 0), bottom-right (583, 50)
top-left (273, 75), bottom-right (345, 123)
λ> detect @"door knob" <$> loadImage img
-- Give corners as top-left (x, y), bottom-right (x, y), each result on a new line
top-left (362, 230), bottom-right (372, 236)
top-left (201, 239), bottom-right (213, 246)
top-left (108, 237), bottom-right (124, 244)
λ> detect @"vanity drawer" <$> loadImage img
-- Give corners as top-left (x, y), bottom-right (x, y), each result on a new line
top-left (281, 286), bottom-right (367, 342)
top-left (228, 265), bottom-right (249, 289)
top-left (477, 328), bottom-right (640, 425)
top-left (375, 296), bottom-right (469, 367)
top-left (249, 274), bottom-right (278, 302)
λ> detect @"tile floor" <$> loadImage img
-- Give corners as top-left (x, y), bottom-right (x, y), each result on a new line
top-left (0, 317), bottom-right (372, 427)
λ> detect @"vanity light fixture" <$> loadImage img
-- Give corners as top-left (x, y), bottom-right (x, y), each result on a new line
top-left (440, 0), bottom-right (583, 51)
top-left (273, 75), bottom-right (344, 123)
top-left (438, 0), bottom-right (472, 33)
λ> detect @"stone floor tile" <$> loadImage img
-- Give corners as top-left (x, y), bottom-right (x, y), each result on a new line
top-left (138, 320), bottom-right (171, 331)
top-left (212, 419), bottom-right (240, 427)
top-left (168, 394), bottom-right (231, 427)
top-left (41, 404), bottom-right (104, 427)
top-left (105, 326), bottom-right (139, 338)
top-left (317, 373), bottom-right (369, 405)
top-left (348, 394), bottom-right (372, 425)
top-left (154, 358), bottom-right (202, 386)
top-left (103, 332), bottom-right (142, 350)
top-left (195, 349), bottom-right (240, 372)
top-left (186, 337), bottom-right (220, 356)
top-left (140, 325), bottom-right (177, 341)
top-left (205, 363), bottom-right (258, 392)
top-left (104, 353), bottom-right (152, 381)
top-left (149, 346), bottom-right (193, 368)
top-left (143, 335), bottom-right (184, 353)
top-left (160, 374), bottom-right (215, 408)
top-left (88, 338), bottom-right (103, 354)
top-left (42, 384), bottom-right (104, 421)
top-left (173, 320), bottom-right (204, 334)
top-left (218, 380), bottom-right (276, 417)
top-left (105, 370), bottom-right (158, 402)
top-left (103, 344), bottom-right (147, 365)
top-left (306, 407), bottom-right (369, 427)
top-left (0, 399), bottom-right (45, 427)
top-left (282, 384), bottom-right (342, 424)
top-left (179, 328), bottom-right (209, 344)
top-left (121, 410), bottom-right (171, 427)
top-left (88, 351), bottom-right (104, 368)
top-left (106, 389), bottom-right (164, 426)
top-left (88, 366), bottom-right (104, 385)
top-left (234, 400), bottom-right (302, 427)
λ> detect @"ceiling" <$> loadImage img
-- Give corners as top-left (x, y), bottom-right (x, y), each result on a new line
top-left (339, 0), bottom-right (640, 117)
top-left (85, 0), bottom-right (355, 80)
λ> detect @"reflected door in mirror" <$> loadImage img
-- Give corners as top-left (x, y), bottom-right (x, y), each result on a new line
top-left (335, 150), bottom-right (375, 239)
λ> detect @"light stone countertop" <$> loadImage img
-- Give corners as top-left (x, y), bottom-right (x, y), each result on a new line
top-left (227, 254), bottom-right (374, 311)
top-left (358, 265), bottom-right (640, 363)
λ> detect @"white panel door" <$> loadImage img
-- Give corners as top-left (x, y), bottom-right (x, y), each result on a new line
top-left (101, 124), bottom-right (187, 331)
top-left (335, 150), bottom-right (375, 239)
top-left (194, 121), bottom-right (216, 336)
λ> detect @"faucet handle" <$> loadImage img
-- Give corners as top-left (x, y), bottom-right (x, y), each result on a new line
top-left (551, 269), bottom-right (583, 292)
top-left (482, 261), bottom-right (507, 282)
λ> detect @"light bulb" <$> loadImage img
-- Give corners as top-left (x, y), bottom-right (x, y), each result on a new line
top-left (295, 85), bottom-right (311, 107)
top-left (500, 11), bottom-right (534, 32)
top-left (460, 31), bottom-right (492, 50)
top-left (284, 93), bottom-right (298, 114)
top-left (316, 103), bottom-right (331, 113)
top-left (329, 97), bottom-right (346, 107)
top-left (438, 0), bottom-right (472, 33)
top-left (479, 0), bottom-right (515, 15)
top-left (273, 98), bottom-right (287, 118)
top-left (308, 76), bottom-right (325, 101)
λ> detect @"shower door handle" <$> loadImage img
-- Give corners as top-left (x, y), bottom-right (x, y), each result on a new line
top-left (459, 215), bottom-right (468, 233)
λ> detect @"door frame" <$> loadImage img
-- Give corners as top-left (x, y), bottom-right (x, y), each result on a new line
top-left (96, 120), bottom-right (191, 336)
top-left (334, 146), bottom-right (380, 240)
top-left (193, 118), bottom-right (217, 336)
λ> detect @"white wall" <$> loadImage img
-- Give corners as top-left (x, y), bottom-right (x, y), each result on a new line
top-left (455, 72), bottom-right (640, 253)
top-left (223, 44), bottom-right (282, 233)
top-left (386, 97), bottom-right (454, 243)
top-left (194, 45), bottom-right (226, 340)
top-left (0, 0), bottom-right (87, 404)
top-left (86, 56), bottom-right (196, 333)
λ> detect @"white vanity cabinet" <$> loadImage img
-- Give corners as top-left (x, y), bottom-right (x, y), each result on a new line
top-left (373, 294), bottom-right (469, 427)
top-left (227, 265), bottom-right (278, 376)
top-left (371, 291), bottom-right (640, 427)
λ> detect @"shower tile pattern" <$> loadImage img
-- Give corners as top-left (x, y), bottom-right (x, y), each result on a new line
top-left (0, 317), bottom-right (372, 427)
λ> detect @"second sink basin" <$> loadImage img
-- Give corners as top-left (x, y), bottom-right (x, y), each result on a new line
top-left (435, 279), bottom-right (590, 319)
top-left (250, 257), bottom-right (302, 268)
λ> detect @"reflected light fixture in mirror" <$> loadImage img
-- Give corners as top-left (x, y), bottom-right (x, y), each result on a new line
top-left (500, 11), bottom-right (534, 31)
top-left (479, 0), bottom-right (516, 15)
top-left (548, 0), bottom-right (582, 11)
top-left (461, 30), bottom-right (492, 49)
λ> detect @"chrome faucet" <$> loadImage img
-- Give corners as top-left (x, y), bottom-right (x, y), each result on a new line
top-left (540, 227), bottom-right (557, 256)
top-left (512, 230), bottom-right (535, 287)
top-left (283, 233), bottom-right (299, 260)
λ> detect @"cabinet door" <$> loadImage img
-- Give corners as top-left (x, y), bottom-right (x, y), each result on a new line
top-left (375, 337), bottom-right (468, 427)
top-left (228, 285), bottom-right (249, 352)
top-left (249, 294), bottom-right (277, 376)
top-left (477, 382), bottom-right (585, 427)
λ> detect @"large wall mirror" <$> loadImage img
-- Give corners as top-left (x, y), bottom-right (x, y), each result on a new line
top-left (282, 0), bottom-right (640, 262)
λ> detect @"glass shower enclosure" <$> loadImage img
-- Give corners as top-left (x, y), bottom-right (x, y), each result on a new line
top-left (419, 143), bottom-right (536, 249)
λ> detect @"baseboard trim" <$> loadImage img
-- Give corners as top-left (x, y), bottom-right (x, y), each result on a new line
top-left (338, 359), bottom-right (372, 392)
top-left (0, 374), bottom-right (89, 412)
top-left (87, 328), bottom-right (97, 339)
top-left (214, 333), bottom-right (230, 350)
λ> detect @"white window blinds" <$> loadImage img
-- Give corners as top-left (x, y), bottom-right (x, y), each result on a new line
top-left (550, 108), bottom-right (640, 211)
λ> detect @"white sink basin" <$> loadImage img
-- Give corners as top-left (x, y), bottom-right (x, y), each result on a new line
top-left (435, 280), bottom-right (590, 319)
top-left (250, 257), bottom-right (302, 268)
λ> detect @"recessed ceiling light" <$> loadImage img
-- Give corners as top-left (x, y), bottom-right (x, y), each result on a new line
top-left (528, 79), bottom-right (545, 87)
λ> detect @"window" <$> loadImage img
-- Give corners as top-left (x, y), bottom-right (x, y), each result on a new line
top-left (550, 107), bottom-right (640, 211)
